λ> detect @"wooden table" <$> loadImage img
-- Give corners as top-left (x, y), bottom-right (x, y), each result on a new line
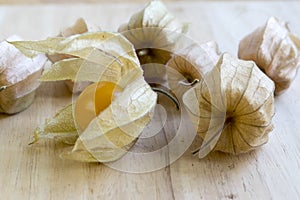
top-left (1, 1), bottom-right (300, 199)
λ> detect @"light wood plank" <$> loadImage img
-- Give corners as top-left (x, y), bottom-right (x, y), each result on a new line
top-left (0, 2), bottom-right (300, 199)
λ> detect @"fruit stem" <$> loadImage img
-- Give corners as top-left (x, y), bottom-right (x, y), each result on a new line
top-left (0, 85), bottom-right (8, 92)
top-left (137, 49), bottom-right (150, 57)
top-left (0, 84), bottom-right (14, 92)
top-left (150, 83), bottom-right (180, 110)
top-left (178, 79), bottom-right (200, 87)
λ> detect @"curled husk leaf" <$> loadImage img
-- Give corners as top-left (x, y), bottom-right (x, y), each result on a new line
top-left (47, 18), bottom-right (100, 63)
top-left (238, 17), bottom-right (300, 95)
top-left (47, 18), bottom-right (101, 93)
top-left (167, 41), bottom-right (220, 97)
top-left (18, 32), bottom-right (158, 162)
top-left (32, 104), bottom-right (78, 145)
top-left (183, 53), bottom-right (275, 157)
top-left (118, 0), bottom-right (188, 83)
top-left (0, 36), bottom-right (46, 114)
top-left (9, 32), bottom-right (139, 84)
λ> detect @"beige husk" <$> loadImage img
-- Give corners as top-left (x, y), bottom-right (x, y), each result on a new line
top-left (183, 53), bottom-right (275, 157)
top-left (47, 18), bottom-right (101, 93)
top-left (167, 41), bottom-right (220, 97)
top-left (118, 0), bottom-right (188, 83)
top-left (11, 31), bottom-right (158, 162)
top-left (10, 32), bottom-right (139, 85)
top-left (61, 76), bottom-right (157, 162)
top-left (238, 17), bottom-right (300, 95)
top-left (0, 36), bottom-right (46, 114)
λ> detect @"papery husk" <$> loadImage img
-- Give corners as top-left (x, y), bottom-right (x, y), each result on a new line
top-left (183, 53), bottom-right (275, 157)
top-left (26, 31), bottom-right (158, 162)
top-left (47, 18), bottom-right (100, 63)
top-left (10, 32), bottom-right (140, 85)
top-left (47, 18), bottom-right (101, 93)
top-left (167, 41), bottom-right (220, 97)
top-left (29, 31), bottom-right (141, 140)
top-left (118, 0), bottom-right (188, 83)
top-left (32, 104), bottom-right (78, 145)
top-left (34, 68), bottom-right (156, 162)
top-left (238, 17), bottom-right (300, 95)
top-left (0, 36), bottom-right (46, 114)
top-left (62, 76), bottom-right (157, 162)
top-left (118, 1), bottom-right (188, 61)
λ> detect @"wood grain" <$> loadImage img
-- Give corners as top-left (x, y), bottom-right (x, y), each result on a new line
top-left (0, 2), bottom-right (300, 199)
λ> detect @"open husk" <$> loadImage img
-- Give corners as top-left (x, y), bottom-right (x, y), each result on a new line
top-left (183, 53), bottom-right (275, 157)
top-left (0, 35), bottom-right (46, 114)
top-left (12, 32), bottom-right (157, 162)
top-left (238, 17), bottom-right (300, 95)
top-left (62, 75), bottom-right (157, 162)
top-left (10, 32), bottom-right (137, 84)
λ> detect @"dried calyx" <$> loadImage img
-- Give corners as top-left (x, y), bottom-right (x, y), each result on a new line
top-left (167, 41), bottom-right (220, 97)
top-left (48, 18), bottom-right (101, 93)
top-left (183, 53), bottom-right (275, 157)
top-left (238, 17), bottom-right (300, 95)
top-left (118, 1), bottom-right (188, 86)
top-left (118, 1), bottom-right (188, 65)
top-left (11, 32), bottom-right (158, 162)
top-left (0, 35), bottom-right (46, 114)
